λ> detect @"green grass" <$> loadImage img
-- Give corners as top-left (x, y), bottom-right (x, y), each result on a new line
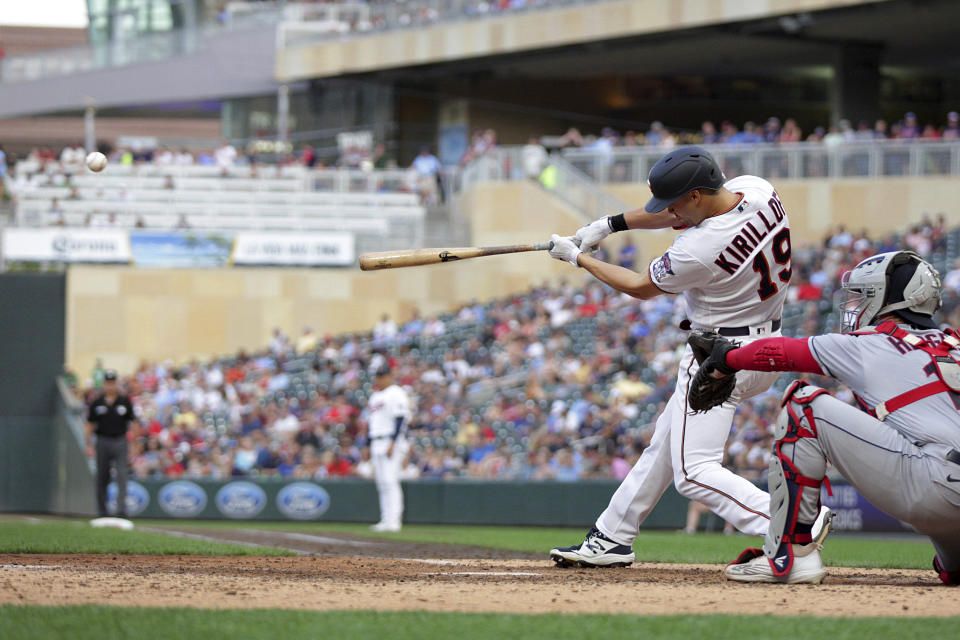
top-left (136, 519), bottom-right (937, 570)
top-left (0, 517), bottom-right (935, 570)
top-left (0, 520), bottom-right (291, 556)
top-left (2, 606), bottom-right (958, 640)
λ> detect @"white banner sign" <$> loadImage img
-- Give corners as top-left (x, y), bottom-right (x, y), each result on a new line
top-left (2, 228), bottom-right (132, 263)
top-left (231, 232), bottom-right (354, 267)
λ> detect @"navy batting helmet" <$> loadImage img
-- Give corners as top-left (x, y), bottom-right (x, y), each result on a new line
top-left (644, 146), bottom-right (725, 213)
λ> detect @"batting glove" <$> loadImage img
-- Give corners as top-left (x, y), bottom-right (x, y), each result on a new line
top-left (549, 234), bottom-right (582, 267)
top-left (574, 217), bottom-right (613, 253)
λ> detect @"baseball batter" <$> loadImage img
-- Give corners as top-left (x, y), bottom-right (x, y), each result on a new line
top-left (692, 250), bottom-right (960, 585)
top-left (548, 146), bottom-right (828, 567)
top-left (366, 364), bottom-right (412, 532)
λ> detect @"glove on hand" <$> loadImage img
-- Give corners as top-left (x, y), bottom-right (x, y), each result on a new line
top-left (574, 217), bottom-right (614, 253)
top-left (549, 234), bottom-right (583, 267)
top-left (687, 331), bottom-right (740, 413)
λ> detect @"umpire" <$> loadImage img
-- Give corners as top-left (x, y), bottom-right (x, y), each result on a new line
top-left (85, 370), bottom-right (138, 518)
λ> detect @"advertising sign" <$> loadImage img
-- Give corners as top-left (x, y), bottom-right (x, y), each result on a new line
top-left (231, 232), bottom-right (354, 266)
top-left (3, 228), bottom-right (131, 263)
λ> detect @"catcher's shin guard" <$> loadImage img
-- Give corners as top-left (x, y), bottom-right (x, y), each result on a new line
top-left (763, 381), bottom-right (831, 578)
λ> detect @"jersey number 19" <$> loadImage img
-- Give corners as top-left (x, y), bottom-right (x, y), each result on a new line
top-left (752, 196), bottom-right (792, 301)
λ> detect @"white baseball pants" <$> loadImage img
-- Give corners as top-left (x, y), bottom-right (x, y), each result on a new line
top-left (372, 438), bottom-right (409, 527)
top-left (597, 341), bottom-right (780, 545)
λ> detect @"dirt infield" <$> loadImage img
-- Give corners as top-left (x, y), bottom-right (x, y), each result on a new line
top-left (1, 526), bottom-right (958, 617)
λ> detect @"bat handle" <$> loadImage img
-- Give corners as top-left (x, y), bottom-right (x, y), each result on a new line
top-left (533, 241), bottom-right (554, 251)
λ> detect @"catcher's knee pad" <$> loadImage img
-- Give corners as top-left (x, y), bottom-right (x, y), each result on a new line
top-left (765, 382), bottom-right (832, 578)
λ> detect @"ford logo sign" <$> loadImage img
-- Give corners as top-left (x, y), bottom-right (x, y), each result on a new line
top-left (215, 481), bottom-right (267, 519)
top-left (158, 480), bottom-right (208, 518)
top-left (106, 481), bottom-right (150, 517)
top-left (276, 482), bottom-right (331, 520)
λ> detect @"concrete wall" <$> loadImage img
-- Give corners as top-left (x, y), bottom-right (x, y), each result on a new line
top-left (66, 181), bottom-right (579, 377)
top-left (278, 0), bottom-right (883, 81)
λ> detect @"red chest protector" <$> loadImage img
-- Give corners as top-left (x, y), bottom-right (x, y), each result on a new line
top-left (853, 322), bottom-right (960, 420)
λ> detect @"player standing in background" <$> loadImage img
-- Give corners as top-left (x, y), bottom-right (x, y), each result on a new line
top-left (86, 370), bottom-right (139, 519)
top-left (547, 145), bottom-right (830, 567)
top-left (689, 251), bottom-right (960, 585)
top-left (366, 364), bottom-right (412, 532)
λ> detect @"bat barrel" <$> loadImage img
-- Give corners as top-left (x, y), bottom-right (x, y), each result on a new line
top-left (358, 242), bottom-right (552, 271)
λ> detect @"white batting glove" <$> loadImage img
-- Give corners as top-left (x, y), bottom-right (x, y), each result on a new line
top-left (549, 234), bottom-right (582, 267)
top-left (575, 217), bottom-right (613, 253)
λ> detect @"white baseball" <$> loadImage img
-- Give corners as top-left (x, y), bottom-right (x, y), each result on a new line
top-left (85, 151), bottom-right (107, 172)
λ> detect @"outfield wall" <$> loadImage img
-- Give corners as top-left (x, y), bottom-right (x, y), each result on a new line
top-left (109, 477), bottom-right (904, 533)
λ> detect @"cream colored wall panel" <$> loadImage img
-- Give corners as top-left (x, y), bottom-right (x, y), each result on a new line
top-left (226, 299), bottom-right (267, 351)
top-left (242, 271), bottom-right (283, 298)
top-left (72, 297), bottom-right (126, 355)
top-left (68, 267), bottom-right (119, 297)
top-left (186, 298), bottom-right (229, 355)
top-left (306, 272), bottom-right (352, 299)
top-left (193, 271), bottom-right (243, 298)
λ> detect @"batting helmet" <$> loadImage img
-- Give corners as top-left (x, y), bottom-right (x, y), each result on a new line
top-left (644, 146), bottom-right (726, 213)
top-left (837, 250), bottom-right (942, 332)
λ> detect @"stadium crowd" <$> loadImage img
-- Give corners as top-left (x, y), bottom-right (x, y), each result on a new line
top-left (73, 219), bottom-right (960, 484)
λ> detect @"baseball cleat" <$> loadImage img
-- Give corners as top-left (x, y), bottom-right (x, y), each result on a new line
top-left (724, 543), bottom-right (826, 584)
top-left (370, 522), bottom-right (401, 532)
top-left (550, 526), bottom-right (635, 568)
top-left (812, 506), bottom-right (834, 546)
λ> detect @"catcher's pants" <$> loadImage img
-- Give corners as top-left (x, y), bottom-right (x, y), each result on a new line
top-left (780, 390), bottom-right (960, 572)
top-left (597, 340), bottom-right (780, 545)
top-left (371, 438), bottom-right (410, 527)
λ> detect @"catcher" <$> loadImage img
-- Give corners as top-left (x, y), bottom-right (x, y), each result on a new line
top-left (688, 250), bottom-right (960, 585)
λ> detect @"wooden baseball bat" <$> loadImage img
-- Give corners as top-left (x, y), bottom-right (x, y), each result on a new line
top-left (359, 241), bottom-right (554, 271)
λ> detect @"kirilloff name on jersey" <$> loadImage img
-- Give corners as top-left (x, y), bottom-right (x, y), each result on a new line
top-left (714, 193), bottom-right (788, 275)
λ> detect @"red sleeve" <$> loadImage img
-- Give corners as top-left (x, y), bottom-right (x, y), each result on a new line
top-left (725, 337), bottom-right (824, 375)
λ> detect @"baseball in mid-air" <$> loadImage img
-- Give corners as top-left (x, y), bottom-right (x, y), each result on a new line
top-left (85, 151), bottom-right (107, 172)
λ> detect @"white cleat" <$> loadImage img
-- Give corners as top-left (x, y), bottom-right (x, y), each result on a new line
top-left (550, 526), bottom-right (635, 568)
top-left (724, 543), bottom-right (826, 584)
top-left (370, 522), bottom-right (401, 532)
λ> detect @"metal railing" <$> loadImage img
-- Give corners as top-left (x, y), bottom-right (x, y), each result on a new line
top-left (450, 147), bottom-right (633, 222)
top-left (561, 140), bottom-right (960, 182)
top-left (278, 0), bottom-right (619, 48)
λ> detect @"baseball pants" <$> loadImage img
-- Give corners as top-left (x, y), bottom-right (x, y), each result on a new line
top-left (597, 340), bottom-right (780, 545)
top-left (95, 434), bottom-right (129, 518)
top-left (372, 438), bottom-right (410, 527)
top-left (781, 391), bottom-right (960, 571)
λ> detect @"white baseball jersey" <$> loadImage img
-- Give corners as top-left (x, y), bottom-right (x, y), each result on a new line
top-left (648, 175), bottom-right (791, 329)
top-left (809, 328), bottom-right (960, 450)
top-left (367, 384), bottom-right (411, 440)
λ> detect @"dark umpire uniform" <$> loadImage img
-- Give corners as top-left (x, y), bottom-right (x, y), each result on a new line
top-left (86, 371), bottom-right (137, 518)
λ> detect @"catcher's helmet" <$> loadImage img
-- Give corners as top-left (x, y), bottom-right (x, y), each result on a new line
top-left (836, 250), bottom-right (942, 332)
top-left (644, 146), bottom-right (726, 213)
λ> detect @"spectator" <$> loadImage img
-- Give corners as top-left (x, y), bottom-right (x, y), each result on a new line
top-left (521, 136), bottom-right (548, 181)
top-left (943, 112), bottom-right (960, 140)
top-left (214, 140), bottom-right (238, 168)
top-left (900, 112), bottom-right (921, 139)
top-left (779, 118), bottom-right (803, 143)
top-left (699, 121), bottom-right (718, 144)
top-left (617, 239), bottom-right (637, 270)
top-left (410, 146), bottom-right (441, 205)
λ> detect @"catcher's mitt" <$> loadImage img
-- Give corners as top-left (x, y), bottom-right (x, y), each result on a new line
top-left (687, 331), bottom-right (740, 413)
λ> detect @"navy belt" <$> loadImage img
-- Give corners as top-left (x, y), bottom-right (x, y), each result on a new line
top-left (718, 319), bottom-right (781, 337)
top-left (947, 449), bottom-right (960, 466)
